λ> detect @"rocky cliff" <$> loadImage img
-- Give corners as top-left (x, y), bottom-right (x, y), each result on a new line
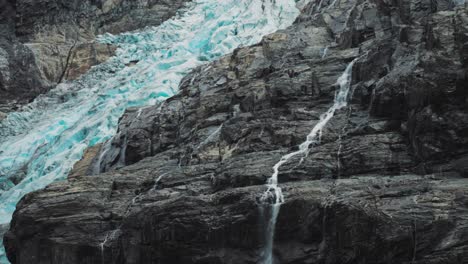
top-left (0, 0), bottom-right (190, 114)
top-left (4, 0), bottom-right (468, 263)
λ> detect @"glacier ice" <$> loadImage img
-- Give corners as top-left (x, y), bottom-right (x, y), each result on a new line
top-left (0, 0), bottom-right (301, 262)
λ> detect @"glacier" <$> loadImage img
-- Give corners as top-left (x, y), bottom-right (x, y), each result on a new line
top-left (0, 0), bottom-right (301, 262)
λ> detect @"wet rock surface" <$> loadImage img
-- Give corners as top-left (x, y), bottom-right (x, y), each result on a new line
top-left (0, 0), bottom-right (191, 112)
top-left (5, 0), bottom-right (468, 263)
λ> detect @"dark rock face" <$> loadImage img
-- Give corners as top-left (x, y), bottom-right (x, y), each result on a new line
top-left (0, 0), bottom-right (48, 112)
top-left (0, 0), bottom-right (191, 112)
top-left (5, 0), bottom-right (468, 264)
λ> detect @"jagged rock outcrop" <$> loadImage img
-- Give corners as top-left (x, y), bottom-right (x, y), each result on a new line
top-left (5, 0), bottom-right (468, 263)
top-left (0, 0), bottom-right (191, 112)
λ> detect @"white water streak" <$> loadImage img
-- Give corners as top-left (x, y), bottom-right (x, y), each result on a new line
top-left (260, 58), bottom-right (358, 264)
top-left (321, 46), bottom-right (329, 58)
top-left (197, 125), bottom-right (223, 150)
top-left (100, 229), bottom-right (120, 264)
top-left (91, 140), bottom-right (112, 175)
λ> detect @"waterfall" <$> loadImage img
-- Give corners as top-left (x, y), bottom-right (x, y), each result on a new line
top-left (0, 1), bottom-right (302, 262)
top-left (100, 229), bottom-right (120, 264)
top-left (117, 134), bottom-right (128, 167)
top-left (91, 140), bottom-right (112, 175)
top-left (259, 58), bottom-right (359, 263)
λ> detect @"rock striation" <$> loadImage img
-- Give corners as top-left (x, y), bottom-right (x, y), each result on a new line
top-left (5, 0), bottom-right (468, 263)
top-left (0, 0), bottom-right (191, 112)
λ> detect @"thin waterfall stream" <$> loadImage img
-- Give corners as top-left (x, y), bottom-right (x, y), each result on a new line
top-left (260, 58), bottom-right (359, 264)
top-left (0, 1), bottom-right (302, 262)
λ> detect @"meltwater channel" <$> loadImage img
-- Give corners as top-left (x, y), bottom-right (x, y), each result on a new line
top-left (0, 0), bottom-right (301, 262)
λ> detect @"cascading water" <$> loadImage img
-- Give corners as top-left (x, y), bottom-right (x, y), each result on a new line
top-left (259, 58), bottom-right (359, 263)
top-left (91, 139), bottom-right (112, 175)
top-left (0, 1), bottom-right (302, 262)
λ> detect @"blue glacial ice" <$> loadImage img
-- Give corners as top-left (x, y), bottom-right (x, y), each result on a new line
top-left (0, 0), bottom-right (301, 262)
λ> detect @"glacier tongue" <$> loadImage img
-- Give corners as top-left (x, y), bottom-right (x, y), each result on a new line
top-left (0, 0), bottom-right (300, 262)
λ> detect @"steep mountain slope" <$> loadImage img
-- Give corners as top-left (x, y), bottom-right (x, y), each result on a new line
top-left (4, 0), bottom-right (468, 263)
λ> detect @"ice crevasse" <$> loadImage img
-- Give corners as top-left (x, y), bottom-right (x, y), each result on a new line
top-left (0, 0), bottom-right (303, 262)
